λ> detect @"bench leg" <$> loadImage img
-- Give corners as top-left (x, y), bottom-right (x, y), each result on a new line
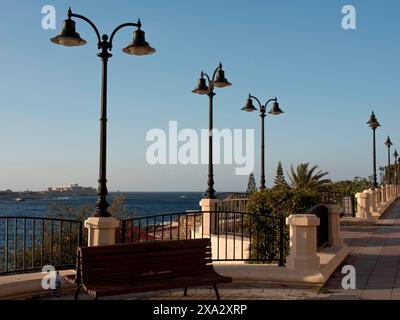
top-left (213, 285), bottom-right (220, 300)
top-left (183, 288), bottom-right (188, 297)
top-left (74, 285), bottom-right (82, 300)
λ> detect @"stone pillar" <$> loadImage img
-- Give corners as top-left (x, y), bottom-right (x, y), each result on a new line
top-left (286, 214), bottom-right (320, 271)
top-left (326, 205), bottom-right (343, 247)
top-left (199, 198), bottom-right (220, 236)
top-left (355, 192), bottom-right (372, 219)
top-left (365, 189), bottom-right (377, 214)
top-left (381, 185), bottom-right (387, 204)
top-left (386, 185), bottom-right (392, 201)
top-left (375, 187), bottom-right (382, 209)
top-left (84, 217), bottom-right (120, 247)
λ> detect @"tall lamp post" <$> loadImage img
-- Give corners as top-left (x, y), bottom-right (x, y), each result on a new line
top-left (192, 63), bottom-right (232, 199)
top-left (394, 150), bottom-right (399, 186)
top-left (367, 111), bottom-right (380, 189)
top-left (385, 136), bottom-right (393, 185)
top-left (242, 95), bottom-right (284, 190)
top-left (51, 8), bottom-right (155, 217)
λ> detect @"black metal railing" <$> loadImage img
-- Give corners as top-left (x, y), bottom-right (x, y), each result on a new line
top-left (216, 193), bottom-right (249, 212)
top-left (0, 217), bottom-right (83, 276)
top-left (121, 211), bottom-right (286, 266)
top-left (320, 192), bottom-right (356, 217)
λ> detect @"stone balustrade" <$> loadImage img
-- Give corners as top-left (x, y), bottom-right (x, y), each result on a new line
top-left (355, 184), bottom-right (400, 220)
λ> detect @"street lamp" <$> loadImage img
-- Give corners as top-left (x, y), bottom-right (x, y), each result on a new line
top-left (367, 111), bottom-right (380, 188)
top-left (385, 136), bottom-right (393, 185)
top-left (394, 150), bottom-right (399, 186)
top-left (242, 95), bottom-right (284, 190)
top-left (51, 8), bottom-right (155, 217)
top-left (192, 63), bottom-right (232, 199)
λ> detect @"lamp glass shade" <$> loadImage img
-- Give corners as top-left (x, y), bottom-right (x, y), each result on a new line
top-left (268, 101), bottom-right (284, 115)
top-left (192, 77), bottom-right (209, 95)
top-left (123, 29), bottom-right (156, 56)
top-left (213, 69), bottom-right (232, 88)
top-left (50, 18), bottom-right (87, 47)
top-left (385, 137), bottom-right (393, 147)
top-left (367, 112), bottom-right (380, 129)
top-left (242, 99), bottom-right (257, 112)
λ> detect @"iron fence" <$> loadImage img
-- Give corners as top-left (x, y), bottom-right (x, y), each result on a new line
top-left (121, 211), bottom-right (286, 266)
top-left (320, 192), bottom-right (356, 217)
top-left (0, 216), bottom-right (83, 275)
top-left (216, 193), bottom-right (249, 212)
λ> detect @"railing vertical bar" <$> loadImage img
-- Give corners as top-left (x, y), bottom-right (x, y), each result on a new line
top-left (145, 218), bottom-right (149, 242)
top-left (5, 218), bottom-right (8, 273)
top-left (14, 218), bottom-right (17, 271)
top-left (225, 212), bottom-right (228, 260)
top-left (170, 215), bottom-right (173, 240)
top-left (132, 220), bottom-right (136, 242)
top-left (153, 217), bottom-right (156, 240)
top-left (249, 214), bottom-right (252, 260)
top-left (241, 213), bottom-right (244, 261)
top-left (78, 221), bottom-right (83, 247)
top-left (32, 219), bottom-right (35, 269)
top-left (161, 216), bottom-right (164, 241)
top-left (279, 216), bottom-right (285, 267)
top-left (121, 220), bottom-right (126, 243)
top-left (59, 221), bottom-right (62, 266)
top-left (23, 219), bottom-right (26, 270)
top-left (68, 221), bottom-right (72, 265)
top-left (178, 214), bottom-right (181, 240)
top-left (217, 212), bottom-right (220, 260)
top-left (193, 214), bottom-right (195, 240)
top-left (271, 217), bottom-right (275, 262)
top-left (41, 219), bottom-right (44, 267)
top-left (50, 220), bottom-right (53, 265)
top-left (233, 213), bottom-right (236, 260)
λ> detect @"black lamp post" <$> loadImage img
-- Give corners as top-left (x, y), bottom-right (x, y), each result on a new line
top-left (192, 63), bottom-right (232, 199)
top-left (51, 8), bottom-right (155, 217)
top-left (394, 150), bottom-right (399, 185)
top-left (385, 136), bottom-right (393, 185)
top-left (242, 95), bottom-right (284, 190)
top-left (367, 111), bottom-right (380, 189)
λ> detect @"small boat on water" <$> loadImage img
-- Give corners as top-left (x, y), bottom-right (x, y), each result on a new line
top-left (15, 198), bottom-right (24, 202)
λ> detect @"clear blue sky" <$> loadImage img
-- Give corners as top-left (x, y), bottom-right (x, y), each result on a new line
top-left (0, 0), bottom-right (399, 192)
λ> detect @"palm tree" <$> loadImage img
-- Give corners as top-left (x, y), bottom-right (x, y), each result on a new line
top-left (288, 163), bottom-right (331, 191)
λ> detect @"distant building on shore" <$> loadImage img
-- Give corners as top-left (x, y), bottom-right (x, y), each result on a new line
top-left (47, 183), bottom-right (96, 195)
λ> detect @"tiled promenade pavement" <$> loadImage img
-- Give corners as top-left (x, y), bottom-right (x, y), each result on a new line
top-left (52, 201), bottom-right (400, 300)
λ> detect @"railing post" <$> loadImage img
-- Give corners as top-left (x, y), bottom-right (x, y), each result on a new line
top-left (121, 220), bottom-right (126, 243)
top-left (351, 195), bottom-right (356, 217)
top-left (279, 216), bottom-right (285, 267)
top-left (78, 222), bottom-right (83, 247)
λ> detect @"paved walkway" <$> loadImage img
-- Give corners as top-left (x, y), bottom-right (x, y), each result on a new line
top-left (322, 200), bottom-right (400, 300)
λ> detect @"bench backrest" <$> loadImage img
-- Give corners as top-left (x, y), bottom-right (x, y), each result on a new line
top-left (76, 239), bottom-right (214, 285)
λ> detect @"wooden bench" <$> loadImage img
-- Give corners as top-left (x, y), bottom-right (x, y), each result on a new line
top-left (66, 239), bottom-right (232, 300)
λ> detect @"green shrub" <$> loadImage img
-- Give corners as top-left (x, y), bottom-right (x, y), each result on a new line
top-left (245, 187), bottom-right (320, 263)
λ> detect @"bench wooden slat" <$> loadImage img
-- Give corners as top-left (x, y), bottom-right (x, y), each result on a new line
top-left (72, 239), bottom-right (232, 300)
top-left (85, 274), bottom-right (232, 298)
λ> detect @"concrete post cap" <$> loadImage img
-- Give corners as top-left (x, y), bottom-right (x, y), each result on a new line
top-left (199, 198), bottom-right (221, 206)
top-left (286, 214), bottom-right (320, 226)
top-left (84, 217), bottom-right (120, 229)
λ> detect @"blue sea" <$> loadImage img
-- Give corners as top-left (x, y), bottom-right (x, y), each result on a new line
top-left (0, 192), bottom-right (204, 218)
